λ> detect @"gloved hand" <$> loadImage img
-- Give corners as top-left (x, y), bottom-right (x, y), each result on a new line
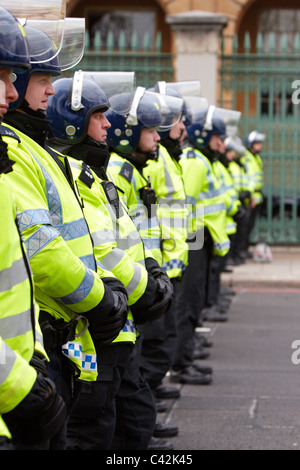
top-left (2, 354), bottom-right (67, 445)
top-left (233, 204), bottom-right (247, 221)
top-left (131, 258), bottom-right (174, 324)
top-left (87, 277), bottom-right (129, 344)
top-left (239, 190), bottom-right (251, 203)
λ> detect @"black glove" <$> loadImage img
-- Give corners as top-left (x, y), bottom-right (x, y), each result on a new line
top-left (40, 315), bottom-right (79, 355)
top-left (239, 190), bottom-right (251, 203)
top-left (233, 204), bottom-right (247, 221)
top-left (2, 355), bottom-right (67, 445)
top-left (87, 277), bottom-right (129, 345)
top-left (131, 258), bottom-right (174, 324)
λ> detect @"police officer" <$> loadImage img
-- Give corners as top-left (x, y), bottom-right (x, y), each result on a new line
top-left (46, 72), bottom-right (174, 450)
top-left (224, 135), bottom-right (250, 265)
top-left (241, 130), bottom-right (266, 258)
top-left (170, 104), bottom-right (230, 385)
top-left (206, 133), bottom-right (244, 313)
top-left (0, 7), bottom-right (68, 450)
top-left (141, 81), bottom-right (213, 403)
top-left (105, 87), bottom-right (184, 449)
top-left (2, 23), bottom-right (128, 449)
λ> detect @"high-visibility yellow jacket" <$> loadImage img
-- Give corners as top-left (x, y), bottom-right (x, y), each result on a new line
top-left (66, 155), bottom-right (154, 344)
top-left (213, 160), bottom-right (241, 235)
top-left (108, 152), bottom-right (163, 266)
top-left (228, 158), bottom-right (250, 192)
top-left (0, 123), bottom-right (114, 382)
top-left (143, 144), bottom-right (188, 279)
top-left (0, 177), bottom-right (40, 439)
top-left (241, 149), bottom-right (264, 205)
top-left (179, 146), bottom-right (230, 256)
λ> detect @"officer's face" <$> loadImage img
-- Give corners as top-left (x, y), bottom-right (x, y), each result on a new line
top-left (218, 138), bottom-right (226, 154)
top-left (209, 134), bottom-right (223, 151)
top-left (88, 111), bottom-right (111, 143)
top-left (0, 68), bottom-right (18, 118)
top-left (251, 142), bottom-right (262, 153)
top-left (169, 118), bottom-right (186, 140)
top-left (225, 149), bottom-right (236, 161)
top-left (139, 127), bottom-right (160, 153)
top-left (25, 73), bottom-right (55, 111)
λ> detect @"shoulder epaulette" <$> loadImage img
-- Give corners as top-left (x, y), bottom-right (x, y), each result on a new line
top-left (0, 124), bottom-right (21, 142)
top-left (186, 149), bottom-right (196, 159)
top-left (119, 161), bottom-right (133, 183)
top-left (78, 161), bottom-right (95, 188)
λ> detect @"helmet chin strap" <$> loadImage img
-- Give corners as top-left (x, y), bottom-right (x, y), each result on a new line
top-left (19, 98), bottom-right (46, 119)
top-left (84, 135), bottom-right (109, 150)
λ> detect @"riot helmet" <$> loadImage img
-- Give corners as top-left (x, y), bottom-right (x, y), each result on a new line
top-left (9, 17), bottom-right (86, 111)
top-left (245, 130), bottom-right (266, 150)
top-left (186, 104), bottom-right (226, 148)
top-left (224, 135), bottom-right (246, 156)
top-left (150, 80), bottom-right (201, 139)
top-left (47, 74), bottom-right (111, 145)
top-left (0, 7), bottom-right (30, 72)
top-left (105, 86), bottom-right (183, 157)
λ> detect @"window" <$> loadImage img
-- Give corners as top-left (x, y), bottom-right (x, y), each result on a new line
top-left (258, 9), bottom-right (300, 53)
top-left (88, 10), bottom-right (156, 50)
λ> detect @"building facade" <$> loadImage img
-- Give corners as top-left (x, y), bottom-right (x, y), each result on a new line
top-left (65, 0), bottom-right (300, 243)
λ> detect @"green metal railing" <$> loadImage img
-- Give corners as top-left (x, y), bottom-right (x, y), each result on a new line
top-left (220, 32), bottom-right (300, 244)
top-left (62, 29), bottom-right (174, 88)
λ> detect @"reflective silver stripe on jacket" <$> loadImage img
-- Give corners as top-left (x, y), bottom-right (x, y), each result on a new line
top-left (0, 341), bottom-right (15, 386)
top-left (24, 225), bottom-right (59, 259)
top-left (96, 251), bottom-right (143, 296)
top-left (30, 152), bottom-right (90, 240)
top-left (0, 257), bottom-right (29, 292)
top-left (56, 265), bottom-right (95, 305)
top-left (0, 309), bottom-right (32, 340)
top-left (18, 208), bottom-right (52, 231)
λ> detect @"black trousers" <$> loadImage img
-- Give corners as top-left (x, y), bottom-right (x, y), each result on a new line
top-left (67, 337), bottom-right (156, 450)
top-left (172, 235), bottom-right (213, 370)
top-left (15, 343), bottom-right (81, 451)
top-left (139, 278), bottom-right (180, 392)
top-left (0, 437), bottom-right (15, 450)
top-left (245, 204), bottom-right (262, 249)
top-left (230, 208), bottom-right (250, 257)
top-left (206, 254), bottom-right (224, 307)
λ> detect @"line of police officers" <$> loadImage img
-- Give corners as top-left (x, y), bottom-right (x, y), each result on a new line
top-left (0, 2), bottom-right (265, 451)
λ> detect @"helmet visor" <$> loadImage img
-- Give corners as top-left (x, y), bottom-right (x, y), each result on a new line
top-left (225, 135), bottom-right (246, 155)
top-left (0, 0), bottom-right (66, 20)
top-left (184, 96), bottom-right (209, 124)
top-left (56, 17), bottom-right (85, 71)
top-left (129, 89), bottom-right (183, 130)
top-left (214, 107), bottom-right (241, 137)
top-left (155, 80), bottom-right (201, 98)
top-left (248, 130), bottom-right (266, 144)
top-left (79, 71), bottom-right (136, 114)
top-left (70, 70), bottom-right (110, 112)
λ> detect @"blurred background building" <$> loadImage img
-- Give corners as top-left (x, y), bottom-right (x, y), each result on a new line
top-left (65, 0), bottom-right (300, 245)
